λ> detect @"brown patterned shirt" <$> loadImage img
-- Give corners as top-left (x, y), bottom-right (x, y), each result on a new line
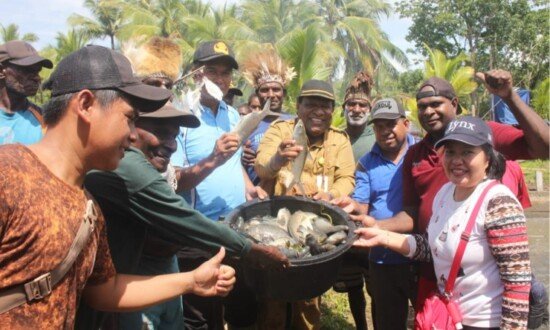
top-left (0, 144), bottom-right (116, 329)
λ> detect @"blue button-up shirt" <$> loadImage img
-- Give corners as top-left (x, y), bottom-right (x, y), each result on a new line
top-left (171, 101), bottom-right (245, 220)
top-left (352, 134), bottom-right (416, 264)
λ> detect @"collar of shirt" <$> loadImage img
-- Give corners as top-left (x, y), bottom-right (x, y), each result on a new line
top-left (371, 133), bottom-right (416, 160)
top-left (198, 100), bottom-right (228, 115)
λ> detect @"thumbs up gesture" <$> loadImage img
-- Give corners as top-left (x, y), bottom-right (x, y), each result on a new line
top-left (191, 247), bottom-right (236, 297)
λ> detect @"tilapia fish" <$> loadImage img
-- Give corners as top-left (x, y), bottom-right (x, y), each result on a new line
top-left (231, 99), bottom-right (279, 146)
top-left (234, 208), bottom-right (349, 259)
top-left (281, 119), bottom-right (308, 195)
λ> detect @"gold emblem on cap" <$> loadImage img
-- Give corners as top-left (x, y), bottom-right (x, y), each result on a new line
top-left (213, 42), bottom-right (229, 55)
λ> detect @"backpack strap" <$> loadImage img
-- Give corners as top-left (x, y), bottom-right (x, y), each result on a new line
top-left (444, 180), bottom-right (499, 296)
top-left (0, 199), bottom-right (97, 314)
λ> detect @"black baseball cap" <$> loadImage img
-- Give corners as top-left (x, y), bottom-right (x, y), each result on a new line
top-left (193, 41), bottom-right (238, 69)
top-left (368, 98), bottom-right (406, 124)
top-left (227, 83), bottom-right (243, 96)
top-left (139, 101), bottom-right (200, 128)
top-left (435, 116), bottom-right (493, 148)
top-left (416, 77), bottom-right (462, 114)
top-left (0, 40), bottom-right (53, 68)
top-left (43, 45), bottom-right (171, 112)
top-left (298, 80), bottom-right (335, 101)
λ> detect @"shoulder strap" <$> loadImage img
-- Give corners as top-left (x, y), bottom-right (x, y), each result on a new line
top-left (0, 199), bottom-right (97, 314)
top-left (444, 180), bottom-right (498, 295)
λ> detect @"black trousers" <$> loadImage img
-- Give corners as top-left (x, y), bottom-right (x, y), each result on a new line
top-left (369, 261), bottom-right (417, 330)
top-left (178, 248), bottom-right (258, 329)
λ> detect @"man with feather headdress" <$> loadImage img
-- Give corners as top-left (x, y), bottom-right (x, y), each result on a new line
top-left (342, 71), bottom-right (376, 162)
top-left (240, 48), bottom-right (296, 184)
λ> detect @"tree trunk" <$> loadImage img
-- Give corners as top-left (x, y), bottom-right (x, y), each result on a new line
top-left (110, 35), bottom-right (115, 50)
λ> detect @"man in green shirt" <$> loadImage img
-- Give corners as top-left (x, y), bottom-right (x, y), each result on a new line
top-left (343, 71), bottom-right (376, 162)
top-left (335, 71), bottom-right (376, 330)
top-left (79, 102), bottom-right (288, 329)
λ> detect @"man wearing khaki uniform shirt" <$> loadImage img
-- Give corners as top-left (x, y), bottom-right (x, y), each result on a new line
top-left (254, 80), bottom-right (355, 329)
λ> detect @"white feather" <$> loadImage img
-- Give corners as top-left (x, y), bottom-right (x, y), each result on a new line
top-left (202, 77), bottom-right (224, 101)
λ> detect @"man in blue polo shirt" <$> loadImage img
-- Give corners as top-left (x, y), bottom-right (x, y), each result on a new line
top-left (170, 40), bottom-right (265, 330)
top-left (333, 98), bottom-right (417, 330)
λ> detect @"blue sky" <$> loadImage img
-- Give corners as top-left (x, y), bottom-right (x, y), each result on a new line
top-left (0, 0), bottom-right (417, 69)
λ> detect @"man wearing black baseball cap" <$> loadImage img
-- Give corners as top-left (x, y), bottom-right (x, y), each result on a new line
top-left (347, 70), bottom-right (549, 312)
top-left (255, 80), bottom-right (355, 329)
top-left (0, 45), bottom-right (243, 328)
top-left (0, 40), bottom-right (53, 145)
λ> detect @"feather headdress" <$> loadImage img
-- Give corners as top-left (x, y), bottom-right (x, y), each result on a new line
top-left (241, 49), bottom-right (296, 89)
top-left (122, 37), bottom-right (182, 82)
top-left (344, 71), bottom-right (374, 104)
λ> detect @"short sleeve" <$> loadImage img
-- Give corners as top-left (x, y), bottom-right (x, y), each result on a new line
top-left (488, 121), bottom-right (531, 160)
top-left (86, 211), bottom-right (116, 285)
top-left (402, 147), bottom-right (418, 209)
top-left (351, 156), bottom-right (371, 204)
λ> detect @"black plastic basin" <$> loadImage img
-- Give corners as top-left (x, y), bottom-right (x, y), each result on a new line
top-left (225, 196), bottom-right (355, 301)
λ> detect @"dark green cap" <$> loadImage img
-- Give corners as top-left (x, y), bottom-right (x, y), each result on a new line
top-left (298, 80), bottom-right (335, 101)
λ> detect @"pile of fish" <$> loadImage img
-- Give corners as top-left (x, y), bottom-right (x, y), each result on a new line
top-left (231, 208), bottom-right (349, 259)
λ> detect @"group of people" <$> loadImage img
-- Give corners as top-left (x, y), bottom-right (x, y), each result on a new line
top-left (0, 35), bottom-right (548, 330)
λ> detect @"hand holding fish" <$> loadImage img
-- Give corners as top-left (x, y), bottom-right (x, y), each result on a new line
top-left (191, 247), bottom-right (236, 297)
top-left (271, 139), bottom-right (304, 171)
top-left (476, 69), bottom-right (514, 100)
top-left (241, 140), bottom-right (256, 167)
top-left (244, 243), bottom-right (290, 270)
top-left (212, 133), bottom-right (240, 165)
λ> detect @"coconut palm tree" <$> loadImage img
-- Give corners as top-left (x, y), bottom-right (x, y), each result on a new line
top-left (118, 0), bottom-right (189, 40)
top-left (423, 45), bottom-right (478, 110)
top-left (0, 23), bottom-right (38, 43)
top-left (276, 24), bottom-right (341, 110)
top-left (52, 30), bottom-right (91, 61)
top-left (239, 0), bottom-right (317, 44)
top-left (313, 0), bottom-right (408, 78)
top-left (68, 0), bottom-right (126, 49)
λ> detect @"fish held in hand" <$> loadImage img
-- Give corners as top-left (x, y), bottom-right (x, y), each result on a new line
top-left (232, 99), bottom-right (280, 146)
top-left (282, 120), bottom-right (308, 195)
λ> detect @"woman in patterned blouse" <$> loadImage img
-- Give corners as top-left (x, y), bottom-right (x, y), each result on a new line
top-left (354, 116), bottom-right (531, 330)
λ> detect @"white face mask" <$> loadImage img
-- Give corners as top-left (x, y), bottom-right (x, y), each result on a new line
top-left (344, 109), bottom-right (369, 126)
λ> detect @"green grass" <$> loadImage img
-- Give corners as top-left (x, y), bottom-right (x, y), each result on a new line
top-left (320, 289), bottom-right (373, 330)
top-left (519, 160), bottom-right (549, 189)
